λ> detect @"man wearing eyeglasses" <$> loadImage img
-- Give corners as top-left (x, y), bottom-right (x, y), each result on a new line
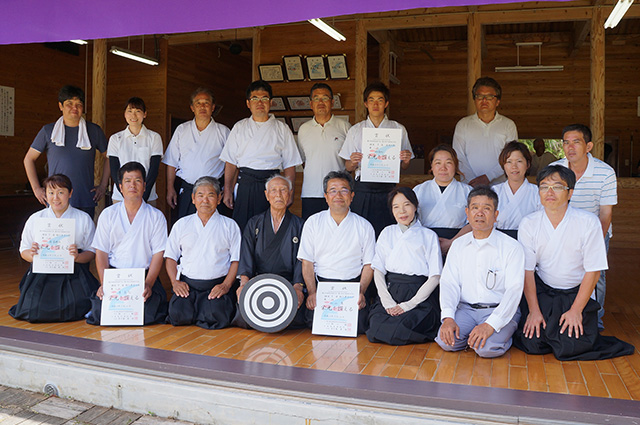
top-left (552, 124), bottom-right (616, 331)
top-left (297, 83), bottom-right (351, 219)
top-left (221, 80), bottom-right (302, 231)
top-left (513, 165), bottom-right (633, 360)
top-left (298, 171), bottom-right (375, 334)
top-left (453, 77), bottom-right (518, 187)
top-left (435, 186), bottom-right (524, 358)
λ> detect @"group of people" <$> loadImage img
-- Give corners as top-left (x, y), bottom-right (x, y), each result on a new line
top-left (10, 77), bottom-right (634, 362)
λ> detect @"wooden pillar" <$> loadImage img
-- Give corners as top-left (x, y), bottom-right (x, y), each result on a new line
top-left (355, 20), bottom-right (367, 122)
top-left (590, 7), bottom-right (605, 160)
top-left (379, 41), bottom-right (390, 87)
top-left (92, 39), bottom-right (107, 214)
top-left (252, 27), bottom-right (262, 81)
top-left (467, 13), bottom-right (482, 115)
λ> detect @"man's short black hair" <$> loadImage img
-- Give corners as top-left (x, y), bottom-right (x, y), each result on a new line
top-left (467, 185), bottom-right (499, 210)
top-left (58, 85), bottom-right (85, 105)
top-left (323, 170), bottom-right (354, 193)
top-left (125, 97), bottom-right (146, 112)
top-left (363, 81), bottom-right (390, 103)
top-left (246, 80), bottom-right (273, 100)
top-left (310, 83), bottom-right (333, 99)
top-left (537, 165), bottom-right (576, 190)
top-left (472, 77), bottom-right (502, 100)
top-left (562, 124), bottom-right (592, 144)
top-left (118, 161), bottom-right (147, 186)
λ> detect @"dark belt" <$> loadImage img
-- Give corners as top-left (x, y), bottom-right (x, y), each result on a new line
top-left (182, 275), bottom-right (226, 291)
top-left (467, 302), bottom-right (499, 309)
top-left (317, 275), bottom-right (360, 283)
top-left (238, 167), bottom-right (279, 183)
top-left (354, 180), bottom-right (395, 193)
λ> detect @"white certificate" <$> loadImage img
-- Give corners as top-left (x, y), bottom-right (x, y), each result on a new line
top-left (360, 127), bottom-right (402, 183)
top-left (312, 281), bottom-right (359, 337)
top-left (32, 218), bottom-right (75, 274)
top-left (100, 268), bottom-right (145, 326)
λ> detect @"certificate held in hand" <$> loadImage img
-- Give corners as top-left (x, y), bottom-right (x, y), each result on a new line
top-left (32, 217), bottom-right (75, 274)
top-left (312, 281), bottom-right (360, 337)
top-left (360, 127), bottom-right (402, 184)
top-left (100, 268), bottom-right (145, 326)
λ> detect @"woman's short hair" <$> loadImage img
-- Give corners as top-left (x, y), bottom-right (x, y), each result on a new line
top-left (428, 144), bottom-right (462, 177)
top-left (125, 96), bottom-right (146, 112)
top-left (498, 140), bottom-right (532, 176)
top-left (42, 174), bottom-right (72, 192)
top-left (387, 186), bottom-right (419, 215)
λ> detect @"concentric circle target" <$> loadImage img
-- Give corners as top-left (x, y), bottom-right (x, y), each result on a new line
top-left (239, 274), bottom-right (297, 333)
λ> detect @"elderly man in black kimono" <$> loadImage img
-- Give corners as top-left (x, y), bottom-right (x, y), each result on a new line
top-left (233, 174), bottom-right (307, 329)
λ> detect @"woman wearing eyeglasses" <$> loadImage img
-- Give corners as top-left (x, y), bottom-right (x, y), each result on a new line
top-left (366, 187), bottom-right (442, 345)
top-left (493, 141), bottom-right (541, 239)
top-left (413, 145), bottom-right (472, 255)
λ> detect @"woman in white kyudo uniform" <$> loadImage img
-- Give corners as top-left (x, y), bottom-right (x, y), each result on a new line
top-left (366, 187), bottom-right (443, 345)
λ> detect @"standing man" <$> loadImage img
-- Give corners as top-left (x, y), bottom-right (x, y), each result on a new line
top-left (24, 85), bottom-right (109, 218)
top-left (163, 87), bottom-right (230, 219)
top-left (339, 82), bottom-right (413, 236)
top-left (553, 124), bottom-right (616, 330)
top-left (221, 80), bottom-right (302, 231)
top-left (435, 186), bottom-right (524, 358)
top-left (297, 83), bottom-right (351, 219)
top-left (514, 165), bottom-right (633, 360)
top-left (453, 77), bottom-right (518, 187)
top-left (297, 171), bottom-right (376, 334)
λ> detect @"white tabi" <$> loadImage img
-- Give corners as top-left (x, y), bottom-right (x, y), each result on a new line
top-left (297, 210), bottom-right (375, 280)
top-left (220, 115), bottom-right (302, 170)
top-left (92, 201), bottom-right (167, 269)
top-left (518, 206), bottom-right (607, 290)
top-left (493, 180), bottom-right (541, 231)
top-left (165, 211), bottom-right (241, 281)
top-left (20, 206), bottom-right (95, 253)
top-left (412, 179), bottom-right (472, 229)
top-left (108, 125), bottom-right (164, 201)
top-left (162, 118), bottom-right (230, 183)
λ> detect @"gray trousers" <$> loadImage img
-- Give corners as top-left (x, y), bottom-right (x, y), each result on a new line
top-left (435, 303), bottom-right (521, 358)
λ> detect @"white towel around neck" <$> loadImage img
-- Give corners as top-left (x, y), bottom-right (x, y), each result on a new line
top-left (50, 116), bottom-right (92, 150)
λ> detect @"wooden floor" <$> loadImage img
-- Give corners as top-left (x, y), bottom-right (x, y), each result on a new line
top-left (1, 244), bottom-right (639, 402)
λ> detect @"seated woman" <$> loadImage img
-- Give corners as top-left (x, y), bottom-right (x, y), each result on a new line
top-left (366, 187), bottom-right (443, 345)
top-left (413, 145), bottom-right (472, 254)
top-left (493, 141), bottom-right (541, 239)
top-left (10, 174), bottom-right (99, 322)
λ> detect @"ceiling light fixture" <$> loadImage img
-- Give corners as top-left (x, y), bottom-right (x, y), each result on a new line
top-left (495, 42), bottom-right (563, 73)
top-left (604, 0), bottom-right (634, 29)
top-left (308, 19), bottom-right (346, 41)
top-left (109, 46), bottom-right (159, 66)
top-left (70, 40), bottom-right (88, 45)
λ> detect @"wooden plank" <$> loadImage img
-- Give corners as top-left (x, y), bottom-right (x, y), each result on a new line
top-left (467, 13), bottom-right (481, 115)
top-left (355, 20), bottom-right (367, 122)
top-left (252, 27), bottom-right (261, 81)
top-left (167, 28), bottom-right (254, 46)
top-left (590, 6), bottom-right (605, 160)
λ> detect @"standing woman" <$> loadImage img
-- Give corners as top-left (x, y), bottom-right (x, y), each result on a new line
top-left (367, 187), bottom-right (443, 345)
top-left (413, 145), bottom-right (472, 254)
top-left (493, 141), bottom-right (541, 239)
top-left (10, 174), bottom-right (99, 322)
top-left (108, 97), bottom-right (163, 205)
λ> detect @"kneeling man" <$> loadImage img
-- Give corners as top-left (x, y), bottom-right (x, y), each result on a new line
top-left (298, 171), bottom-right (375, 334)
top-left (87, 162), bottom-right (168, 325)
top-left (436, 186), bottom-right (524, 358)
top-left (165, 176), bottom-right (240, 329)
top-left (513, 165), bottom-right (634, 360)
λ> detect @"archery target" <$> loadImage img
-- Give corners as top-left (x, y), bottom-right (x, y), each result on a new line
top-left (239, 274), bottom-right (298, 333)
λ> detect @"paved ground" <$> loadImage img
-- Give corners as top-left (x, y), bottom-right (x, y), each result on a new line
top-left (0, 385), bottom-right (195, 425)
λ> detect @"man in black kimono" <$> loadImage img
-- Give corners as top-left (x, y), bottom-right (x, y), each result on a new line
top-left (233, 174), bottom-right (307, 329)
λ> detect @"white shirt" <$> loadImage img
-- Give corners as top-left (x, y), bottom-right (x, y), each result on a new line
top-left (297, 115), bottom-right (351, 198)
top-left (92, 201), bottom-right (167, 269)
top-left (20, 206), bottom-right (95, 253)
top-left (108, 125), bottom-right (164, 201)
top-left (553, 153), bottom-right (617, 236)
top-left (452, 112), bottom-right (518, 184)
top-left (413, 178), bottom-right (472, 228)
top-left (162, 118), bottom-right (230, 184)
top-left (165, 211), bottom-right (240, 280)
top-left (220, 115), bottom-right (302, 170)
top-left (493, 180), bottom-right (541, 230)
top-left (518, 206), bottom-right (608, 290)
top-left (339, 116), bottom-right (414, 179)
top-left (372, 220), bottom-right (442, 277)
top-left (440, 229), bottom-right (525, 332)
top-left (298, 210), bottom-right (375, 280)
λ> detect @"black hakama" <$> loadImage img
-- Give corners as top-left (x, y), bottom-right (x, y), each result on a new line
top-left (301, 198), bottom-right (328, 220)
top-left (9, 263), bottom-right (100, 323)
top-left (86, 276), bottom-right (168, 326)
top-left (168, 276), bottom-right (236, 330)
top-left (233, 168), bottom-right (279, 231)
top-left (176, 177), bottom-right (196, 219)
top-left (429, 227), bottom-right (460, 240)
top-left (352, 181), bottom-right (395, 238)
top-left (497, 228), bottom-right (518, 240)
top-left (513, 274), bottom-right (634, 360)
top-left (366, 273), bottom-right (440, 345)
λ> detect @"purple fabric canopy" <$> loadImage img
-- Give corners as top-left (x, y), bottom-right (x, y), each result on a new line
top-left (2, 0), bottom-right (541, 45)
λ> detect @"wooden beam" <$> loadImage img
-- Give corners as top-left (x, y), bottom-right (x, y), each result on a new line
top-left (252, 28), bottom-right (261, 81)
top-left (379, 41), bottom-right (390, 87)
top-left (355, 20), bottom-right (367, 122)
top-left (590, 7), bottom-right (605, 160)
top-left (569, 20), bottom-right (590, 57)
top-left (167, 28), bottom-right (254, 45)
top-left (467, 13), bottom-right (482, 115)
top-left (364, 13), bottom-right (468, 31)
top-left (92, 39), bottom-right (107, 213)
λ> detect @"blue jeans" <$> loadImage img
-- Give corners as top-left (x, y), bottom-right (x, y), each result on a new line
top-left (596, 233), bottom-right (610, 329)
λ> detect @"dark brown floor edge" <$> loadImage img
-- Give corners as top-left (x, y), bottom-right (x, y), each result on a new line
top-left (1, 326), bottom-right (639, 424)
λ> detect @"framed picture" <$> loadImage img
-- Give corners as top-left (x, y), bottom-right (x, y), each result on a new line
top-left (291, 116), bottom-right (313, 133)
top-left (286, 96), bottom-right (312, 111)
top-left (326, 54), bottom-right (349, 79)
top-left (282, 55), bottom-right (305, 81)
top-left (305, 55), bottom-right (327, 80)
top-left (332, 93), bottom-right (342, 110)
top-left (275, 116), bottom-right (289, 126)
top-left (270, 96), bottom-right (287, 111)
top-left (258, 64), bottom-right (285, 82)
